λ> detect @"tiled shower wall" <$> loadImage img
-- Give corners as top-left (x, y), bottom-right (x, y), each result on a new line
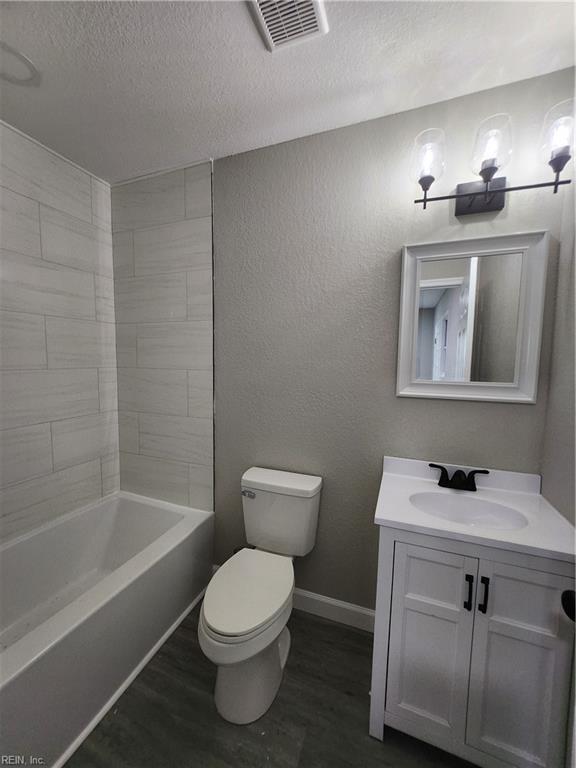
top-left (0, 123), bottom-right (118, 542)
top-left (111, 164), bottom-right (213, 510)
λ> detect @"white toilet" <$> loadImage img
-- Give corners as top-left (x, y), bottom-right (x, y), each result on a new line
top-left (198, 466), bottom-right (322, 724)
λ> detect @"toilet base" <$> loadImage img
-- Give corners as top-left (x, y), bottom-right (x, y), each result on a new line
top-left (214, 627), bottom-right (291, 724)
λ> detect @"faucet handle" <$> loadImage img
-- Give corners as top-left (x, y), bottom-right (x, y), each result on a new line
top-left (466, 469), bottom-right (490, 491)
top-left (429, 463), bottom-right (450, 488)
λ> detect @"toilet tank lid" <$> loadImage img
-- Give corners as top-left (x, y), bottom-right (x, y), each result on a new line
top-left (242, 467), bottom-right (322, 498)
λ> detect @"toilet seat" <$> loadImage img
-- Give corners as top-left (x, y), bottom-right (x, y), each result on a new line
top-left (203, 548), bottom-right (294, 640)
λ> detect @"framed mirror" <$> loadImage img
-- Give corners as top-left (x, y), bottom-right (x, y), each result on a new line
top-left (396, 231), bottom-right (549, 402)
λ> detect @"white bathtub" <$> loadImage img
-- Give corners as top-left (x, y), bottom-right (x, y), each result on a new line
top-left (0, 491), bottom-right (213, 767)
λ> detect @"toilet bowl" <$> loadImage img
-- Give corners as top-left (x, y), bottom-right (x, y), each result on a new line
top-left (198, 548), bottom-right (294, 723)
top-left (198, 467), bottom-right (322, 724)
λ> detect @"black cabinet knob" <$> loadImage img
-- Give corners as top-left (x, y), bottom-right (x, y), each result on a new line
top-left (561, 590), bottom-right (575, 622)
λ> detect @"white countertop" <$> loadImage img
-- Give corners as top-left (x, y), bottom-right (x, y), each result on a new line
top-left (375, 457), bottom-right (575, 563)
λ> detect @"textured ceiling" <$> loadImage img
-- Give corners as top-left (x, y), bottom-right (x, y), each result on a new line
top-left (0, 1), bottom-right (573, 182)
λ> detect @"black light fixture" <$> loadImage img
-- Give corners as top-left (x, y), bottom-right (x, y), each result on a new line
top-left (414, 101), bottom-right (573, 215)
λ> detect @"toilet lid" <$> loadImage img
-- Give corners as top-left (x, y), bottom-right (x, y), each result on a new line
top-left (203, 549), bottom-right (294, 637)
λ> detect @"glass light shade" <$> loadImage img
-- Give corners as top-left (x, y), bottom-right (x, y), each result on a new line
top-left (471, 114), bottom-right (512, 180)
top-left (540, 99), bottom-right (574, 171)
top-left (412, 128), bottom-right (445, 190)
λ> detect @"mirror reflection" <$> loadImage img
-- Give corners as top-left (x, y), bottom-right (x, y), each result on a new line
top-left (415, 253), bottom-right (523, 383)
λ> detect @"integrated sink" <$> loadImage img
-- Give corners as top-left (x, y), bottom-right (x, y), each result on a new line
top-left (409, 492), bottom-right (529, 530)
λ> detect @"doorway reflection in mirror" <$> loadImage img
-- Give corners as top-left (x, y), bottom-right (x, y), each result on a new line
top-left (415, 252), bottom-right (523, 383)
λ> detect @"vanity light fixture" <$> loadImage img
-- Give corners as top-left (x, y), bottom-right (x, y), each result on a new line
top-left (414, 102), bottom-right (573, 215)
top-left (541, 99), bottom-right (574, 192)
top-left (412, 128), bottom-right (445, 209)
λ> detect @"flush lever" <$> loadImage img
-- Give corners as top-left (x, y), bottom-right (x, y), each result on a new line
top-left (241, 489), bottom-right (255, 499)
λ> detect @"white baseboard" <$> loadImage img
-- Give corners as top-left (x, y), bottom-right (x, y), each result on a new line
top-left (211, 563), bottom-right (374, 633)
top-left (293, 588), bottom-right (374, 633)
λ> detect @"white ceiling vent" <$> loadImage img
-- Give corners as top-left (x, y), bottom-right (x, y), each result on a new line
top-left (250, 0), bottom-right (329, 52)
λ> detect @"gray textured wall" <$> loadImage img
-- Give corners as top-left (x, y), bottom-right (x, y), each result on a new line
top-left (213, 69), bottom-right (574, 608)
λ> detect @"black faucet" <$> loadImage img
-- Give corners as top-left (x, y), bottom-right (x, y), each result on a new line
top-left (429, 463), bottom-right (489, 492)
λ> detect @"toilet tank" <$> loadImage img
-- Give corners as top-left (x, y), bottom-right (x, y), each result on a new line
top-left (241, 467), bottom-right (322, 557)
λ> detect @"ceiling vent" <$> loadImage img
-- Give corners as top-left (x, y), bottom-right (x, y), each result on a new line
top-left (250, 0), bottom-right (329, 52)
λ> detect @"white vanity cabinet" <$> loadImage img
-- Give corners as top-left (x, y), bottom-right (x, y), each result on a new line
top-left (370, 529), bottom-right (575, 768)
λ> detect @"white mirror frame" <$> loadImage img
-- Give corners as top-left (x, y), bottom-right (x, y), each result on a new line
top-left (396, 231), bottom-right (549, 403)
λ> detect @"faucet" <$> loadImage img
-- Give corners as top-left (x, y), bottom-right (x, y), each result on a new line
top-left (429, 463), bottom-right (489, 492)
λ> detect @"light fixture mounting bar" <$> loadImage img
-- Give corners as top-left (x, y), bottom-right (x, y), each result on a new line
top-left (414, 178), bottom-right (571, 207)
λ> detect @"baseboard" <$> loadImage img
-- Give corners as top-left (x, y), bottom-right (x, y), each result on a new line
top-left (211, 563), bottom-right (374, 633)
top-left (293, 588), bottom-right (375, 633)
top-left (53, 589), bottom-right (206, 768)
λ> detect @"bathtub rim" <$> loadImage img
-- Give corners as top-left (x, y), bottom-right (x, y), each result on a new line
top-left (0, 490), bottom-right (213, 689)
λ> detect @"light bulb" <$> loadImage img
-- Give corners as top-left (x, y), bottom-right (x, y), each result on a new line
top-left (411, 129), bottom-right (445, 192)
top-left (471, 114), bottom-right (512, 183)
top-left (551, 120), bottom-right (572, 151)
top-left (540, 101), bottom-right (574, 184)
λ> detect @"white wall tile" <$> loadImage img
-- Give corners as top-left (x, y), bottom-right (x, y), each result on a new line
top-left (0, 369), bottom-right (99, 429)
top-left (112, 163), bottom-right (213, 510)
top-left (0, 459), bottom-right (101, 542)
top-left (111, 170), bottom-right (185, 232)
top-left (0, 186), bottom-right (41, 258)
top-left (189, 463), bottom-right (213, 511)
top-left (98, 368), bottom-right (118, 412)
top-left (114, 273), bottom-right (187, 323)
top-left (52, 411), bottom-right (118, 471)
top-left (0, 251), bottom-right (96, 319)
top-left (0, 424), bottom-right (53, 488)
top-left (117, 368), bottom-right (188, 415)
top-left (139, 414), bottom-right (212, 464)
top-left (112, 230), bottom-right (134, 278)
top-left (115, 324), bottom-right (137, 367)
top-left (136, 321), bottom-right (212, 369)
top-left (119, 412), bottom-right (139, 453)
top-left (0, 124), bottom-right (92, 222)
top-left (40, 205), bottom-right (113, 276)
top-left (187, 268), bottom-right (213, 320)
top-left (95, 275), bottom-right (115, 322)
top-left (91, 177), bottom-right (112, 230)
top-left (185, 163), bottom-right (212, 220)
top-left (133, 217), bottom-right (211, 275)
top-left (119, 452), bottom-right (189, 505)
top-left (46, 318), bottom-right (116, 368)
top-left (0, 311), bottom-right (46, 369)
top-left (187, 370), bottom-right (213, 418)
top-left (101, 452), bottom-right (120, 495)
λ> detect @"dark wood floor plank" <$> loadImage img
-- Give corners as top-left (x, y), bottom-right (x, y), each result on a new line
top-left (67, 606), bottom-right (475, 768)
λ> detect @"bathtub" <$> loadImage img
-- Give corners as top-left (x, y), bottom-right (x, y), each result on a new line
top-left (0, 491), bottom-right (213, 767)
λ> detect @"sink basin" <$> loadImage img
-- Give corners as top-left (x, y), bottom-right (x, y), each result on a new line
top-left (409, 492), bottom-right (529, 530)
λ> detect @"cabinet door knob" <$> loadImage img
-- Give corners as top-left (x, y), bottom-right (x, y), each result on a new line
top-left (561, 590), bottom-right (575, 622)
top-left (478, 576), bottom-right (490, 614)
top-left (464, 574), bottom-right (474, 611)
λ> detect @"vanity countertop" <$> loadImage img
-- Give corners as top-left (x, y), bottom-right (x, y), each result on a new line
top-left (375, 456), bottom-right (575, 563)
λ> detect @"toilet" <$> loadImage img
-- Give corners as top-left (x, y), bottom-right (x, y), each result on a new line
top-left (198, 466), bottom-right (322, 724)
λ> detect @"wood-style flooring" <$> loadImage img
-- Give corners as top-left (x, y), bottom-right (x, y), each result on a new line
top-left (67, 606), bottom-right (476, 768)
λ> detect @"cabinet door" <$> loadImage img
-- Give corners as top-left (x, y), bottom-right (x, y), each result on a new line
top-left (386, 543), bottom-right (478, 747)
top-left (466, 561), bottom-right (574, 768)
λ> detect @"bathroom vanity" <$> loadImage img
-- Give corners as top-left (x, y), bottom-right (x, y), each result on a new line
top-left (369, 457), bottom-right (575, 768)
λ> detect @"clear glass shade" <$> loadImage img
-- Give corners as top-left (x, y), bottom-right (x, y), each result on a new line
top-left (540, 99), bottom-right (574, 164)
top-left (471, 114), bottom-right (512, 176)
top-left (411, 128), bottom-right (445, 186)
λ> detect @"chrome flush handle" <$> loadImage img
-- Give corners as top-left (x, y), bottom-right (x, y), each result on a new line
top-left (241, 489), bottom-right (255, 499)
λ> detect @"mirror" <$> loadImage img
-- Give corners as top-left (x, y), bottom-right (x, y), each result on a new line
top-left (397, 232), bottom-right (549, 402)
top-left (416, 252), bottom-right (523, 383)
